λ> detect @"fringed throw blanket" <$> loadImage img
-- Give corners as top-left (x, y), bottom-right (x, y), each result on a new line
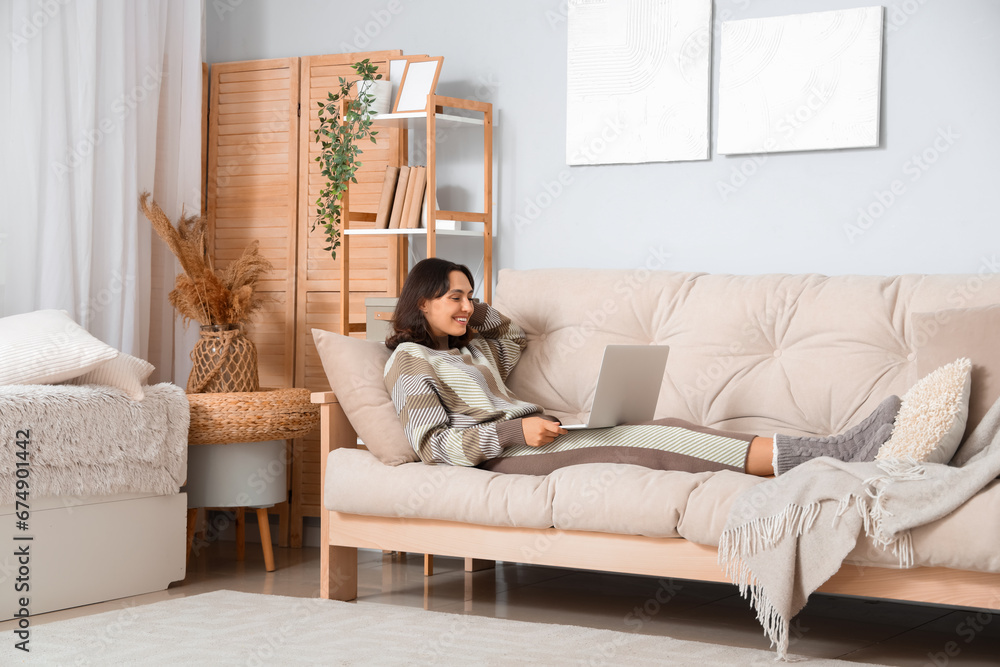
top-left (0, 383), bottom-right (189, 499)
top-left (719, 397), bottom-right (1000, 660)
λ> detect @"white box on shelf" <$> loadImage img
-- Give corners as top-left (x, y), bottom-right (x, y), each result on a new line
top-left (423, 219), bottom-right (462, 231)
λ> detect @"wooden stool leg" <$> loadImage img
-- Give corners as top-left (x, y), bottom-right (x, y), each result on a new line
top-left (256, 507), bottom-right (276, 572)
top-left (235, 508), bottom-right (246, 561)
top-left (186, 508), bottom-right (198, 563)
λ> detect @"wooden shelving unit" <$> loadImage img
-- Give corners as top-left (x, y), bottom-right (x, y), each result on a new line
top-left (205, 54), bottom-right (493, 547)
top-left (337, 94), bottom-right (494, 335)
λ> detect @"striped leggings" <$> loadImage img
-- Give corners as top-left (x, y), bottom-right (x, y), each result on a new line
top-left (479, 418), bottom-right (754, 476)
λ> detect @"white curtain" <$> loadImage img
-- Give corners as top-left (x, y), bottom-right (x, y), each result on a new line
top-left (1, 0), bottom-right (203, 384)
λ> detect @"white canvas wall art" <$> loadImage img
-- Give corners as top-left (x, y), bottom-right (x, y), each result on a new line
top-left (717, 6), bottom-right (884, 155)
top-left (566, 0), bottom-right (713, 165)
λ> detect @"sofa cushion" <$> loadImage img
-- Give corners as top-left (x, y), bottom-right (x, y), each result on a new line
top-left (676, 470), bottom-right (766, 545)
top-left (312, 329), bottom-right (418, 466)
top-left (325, 448), bottom-right (553, 528)
top-left (548, 464), bottom-right (711, 538)
top-left (324, 448), bottom-right (1000, 574)
top-left (494, 270), bottom-right (1000, 440)
top-left (912, 305), bottom-right (1000, 441)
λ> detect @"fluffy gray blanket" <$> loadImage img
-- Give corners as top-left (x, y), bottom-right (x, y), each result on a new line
top-left (0, 383), bottom-right (189, 499)
top-left (718, 396), bottom-right (1000, 660)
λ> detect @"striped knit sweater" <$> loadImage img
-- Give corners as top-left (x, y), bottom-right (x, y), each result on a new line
top-left (384, 301), bottom-right (543, 466)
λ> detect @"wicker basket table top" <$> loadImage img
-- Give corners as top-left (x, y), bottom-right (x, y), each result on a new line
top-left (186, 387), bottom-right (319, 445)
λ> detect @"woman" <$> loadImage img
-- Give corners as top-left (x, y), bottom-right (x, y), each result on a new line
top-left (384, 258), bottom-right (901, 477)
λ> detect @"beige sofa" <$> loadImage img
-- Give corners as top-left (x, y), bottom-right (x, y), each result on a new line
top-left (312, 269), bottom-right (1000, 609)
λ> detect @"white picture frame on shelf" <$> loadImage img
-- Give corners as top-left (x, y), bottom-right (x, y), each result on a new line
top-left (389, 56), bottom-right (423, 114)
top-left (393, 56), bottom-right (444, 113)
top-left (717, 6), bottom-right (884, 155)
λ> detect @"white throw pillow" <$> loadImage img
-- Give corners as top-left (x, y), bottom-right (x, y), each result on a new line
top-left (0, 310), bottom-right (120, 385)
top-left (67, 352), bottom-right (155, 400)
top-left (876, 357), bottom-right (972, 464)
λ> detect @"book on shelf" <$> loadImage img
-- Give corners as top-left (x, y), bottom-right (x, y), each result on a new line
top-left (374, 165), bottom-right (399, 229)
top-left (404, 166), bottom-right (427, 229)
top-left (396, 166), bottom-right (418, 229)
top-left (387, 165), bottom-right (411, 229)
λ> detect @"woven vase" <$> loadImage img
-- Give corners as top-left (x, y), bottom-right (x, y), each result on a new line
top-left (187, 324), bottom-right (260, 394)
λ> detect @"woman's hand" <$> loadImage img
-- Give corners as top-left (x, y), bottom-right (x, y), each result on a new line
top-left (521, 417), bottom-right (568, 447)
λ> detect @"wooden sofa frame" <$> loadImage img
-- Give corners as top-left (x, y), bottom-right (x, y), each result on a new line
top-left (314, 392), bottom-right (1000, 611)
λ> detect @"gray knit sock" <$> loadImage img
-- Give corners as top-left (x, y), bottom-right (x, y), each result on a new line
top-left (774, 395), bottom-right (901, 475)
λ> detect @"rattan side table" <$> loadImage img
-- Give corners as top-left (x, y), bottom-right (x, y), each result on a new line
top-left (183, 388), bottom-right (319, 572)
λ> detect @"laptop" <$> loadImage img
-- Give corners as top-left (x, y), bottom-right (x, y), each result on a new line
top-left (561, 345), bottom-right (670, 430)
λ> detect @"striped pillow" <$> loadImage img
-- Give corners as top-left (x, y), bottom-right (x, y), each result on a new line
top-left (67, 353), bottom-right (155, 400)
top-left (0, 310), bottom-right (119, 385)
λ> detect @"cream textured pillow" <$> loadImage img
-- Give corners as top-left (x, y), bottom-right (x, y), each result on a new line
top-left (311, 328), bottom-right (418, 466)
top-left (0, 310), bottom-right (120, 385)
top-left (66, 352), bottom-right (155, 400)
top-left (877, 357), bottom-right (972, 464)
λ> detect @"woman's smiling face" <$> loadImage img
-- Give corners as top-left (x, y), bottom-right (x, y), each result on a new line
top-left (420, 270), bottom-right (474, 348)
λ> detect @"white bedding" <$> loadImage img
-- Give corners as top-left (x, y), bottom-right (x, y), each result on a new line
top-left (0, 383), bottom-right (188, 497)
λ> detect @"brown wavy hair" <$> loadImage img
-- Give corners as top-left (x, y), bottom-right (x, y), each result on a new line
top-left (385, 258), bottom-right (476, 351)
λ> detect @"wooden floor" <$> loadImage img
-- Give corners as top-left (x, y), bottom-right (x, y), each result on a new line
top-left (5, 539), bottom-right (999, 665)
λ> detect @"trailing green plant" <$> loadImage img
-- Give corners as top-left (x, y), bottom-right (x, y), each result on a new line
top-left (313, 59), bottom-right (382, 259)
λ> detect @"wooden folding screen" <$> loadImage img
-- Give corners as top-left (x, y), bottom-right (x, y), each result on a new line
top-left (207, 57), bottom-right (300, 389)
top-left (205, 51), bottom-right (404, 548)
top-left (292, 51), bottom-right (404, 546)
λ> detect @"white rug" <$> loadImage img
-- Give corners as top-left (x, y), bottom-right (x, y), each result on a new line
top-left (2, 590), bottom-right (877, 666)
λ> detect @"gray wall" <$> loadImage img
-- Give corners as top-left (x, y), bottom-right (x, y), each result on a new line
top-left (208, 0), bottom-right (1000, 280)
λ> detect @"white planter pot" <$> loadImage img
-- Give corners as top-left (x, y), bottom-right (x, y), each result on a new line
top-left (354, 79), bottom-right (392, 116)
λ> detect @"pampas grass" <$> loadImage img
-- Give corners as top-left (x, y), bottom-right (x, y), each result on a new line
top-left (140, 192), bottom-right (273, 327)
